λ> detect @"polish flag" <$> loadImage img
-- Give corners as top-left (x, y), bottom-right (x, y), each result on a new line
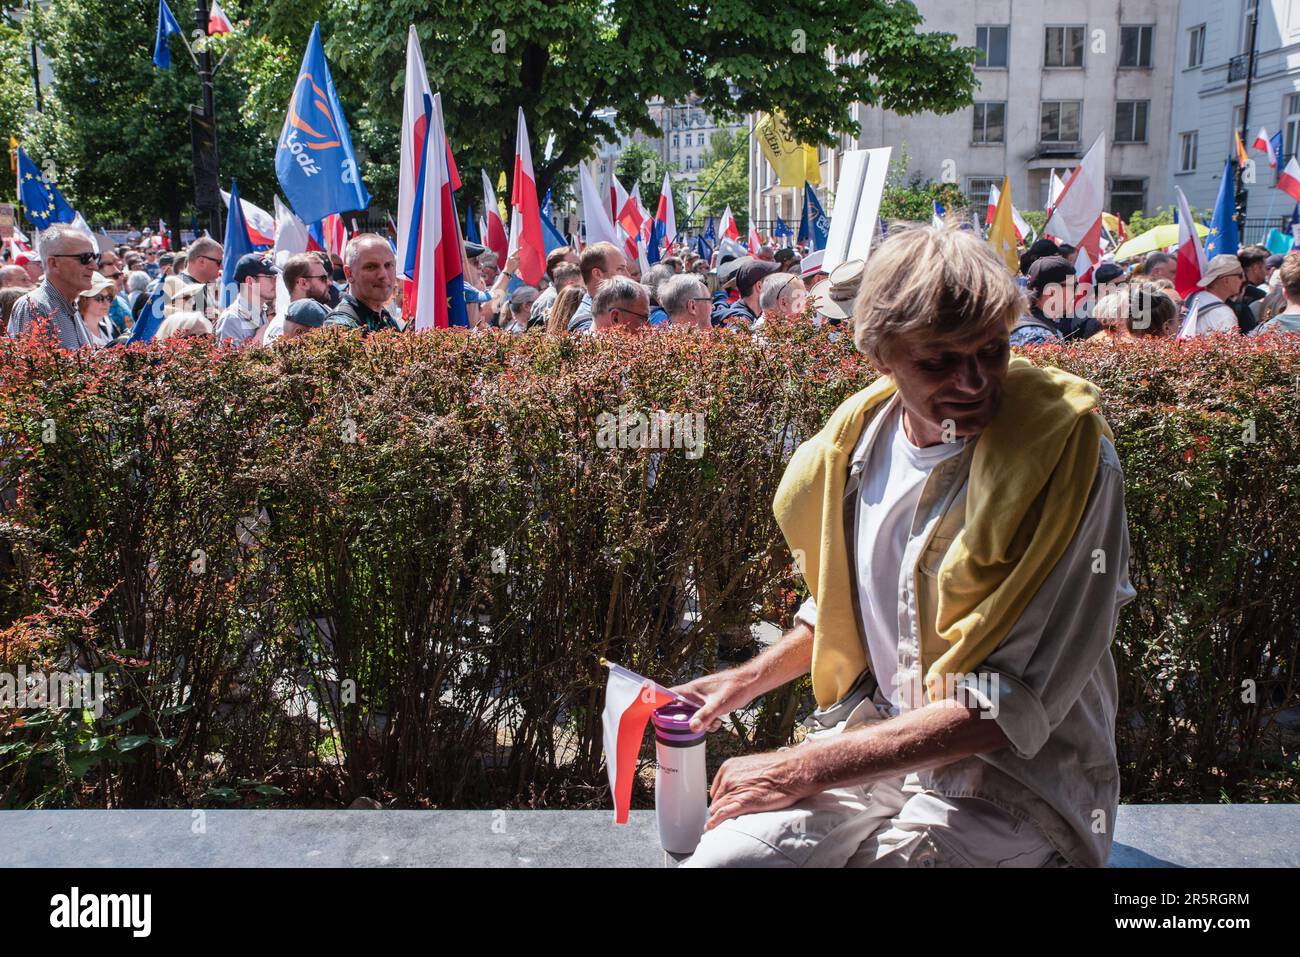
top-left (719, 206), bottom-right (740, 241)
top-left (655, 171), bottom-right (676, 256)
top-left (221, 188), bottom-right (275, 246)
top-left (624, 184), bottom-right (649, 268)
top-left (611, 175), bottom-right (640, 261)
top-left (398, 28), bottom-right (467, 329)
top-left (1277, 156), bottom-right (1300, 203)
top-left (579, 160), bottom-right (620, 247)
top-left (1044, 133), bottom-right (1106, 277)
top-left (207, 0), bottom-right (233, 35)
top-left (1253, 127), bottom-right (1277, 168)
top-left (1173, 185), bottom-right (1207, 299)
top-left (272, 195), bottom-right (310, 256)
top-left (748, 224), bottom-right (761, 255)
top-left (507, 107), bottom-right (545, 286)
top-left (601, 661), bottom-right (680, 824)
top-left (986, 183), bottom-right (1032, 241)
top-left (481, 170), bottom-right (508, 264)
top-left (322, 213), bottom-right (347, 257)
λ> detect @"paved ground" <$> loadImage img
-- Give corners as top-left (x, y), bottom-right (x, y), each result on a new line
top-left (2, 804), bottom-right (1297, 867)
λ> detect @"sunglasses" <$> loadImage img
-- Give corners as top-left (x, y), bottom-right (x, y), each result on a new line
top-left (51, 252), bottom-right (97, 266)
top-left (195, 254), bottom-right (223, 265)
top-left (88, 294), bottom-right (113, 304)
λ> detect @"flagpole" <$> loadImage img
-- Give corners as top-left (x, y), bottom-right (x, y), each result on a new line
top-left (677, 123), bottom-right (754, 246)
top-left (194, 0), bottom-right (223, 239)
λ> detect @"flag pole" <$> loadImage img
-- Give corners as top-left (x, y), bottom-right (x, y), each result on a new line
top-left (194, 0), bottom-right (223, 239)
top-left (677, 123), bottom-right (755, 246)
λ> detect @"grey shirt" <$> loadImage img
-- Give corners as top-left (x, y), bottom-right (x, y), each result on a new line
top-left (567, 292), bottom-right (593, 333)
top-left (530, 284), bottom-right (558, 326)
top-left (6, 280), bottom-right (93, 350)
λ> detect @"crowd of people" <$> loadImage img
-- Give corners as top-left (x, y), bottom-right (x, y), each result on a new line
top-left (5, 217), bottom-right (1300, 352)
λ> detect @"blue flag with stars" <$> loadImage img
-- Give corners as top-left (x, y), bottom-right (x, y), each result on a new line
top-left (16, 147), bottom-right (76, 229)
top-left (774, 215), bottom-right (793, 240)
top-left (1204, 160), bottom-right (1238, 259)
top-left (153, 0), bottom-right (184, 70)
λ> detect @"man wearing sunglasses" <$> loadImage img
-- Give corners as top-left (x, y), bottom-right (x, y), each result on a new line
top-left (590, 275), bottom-right (650, 334)
top-left (216, 253), bottom-right (281, 347)
top-left (5, 223), bottom-right (98, 349)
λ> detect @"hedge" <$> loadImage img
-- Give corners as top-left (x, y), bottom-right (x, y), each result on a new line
top-left (0, 323), bottom-right (1296, 808)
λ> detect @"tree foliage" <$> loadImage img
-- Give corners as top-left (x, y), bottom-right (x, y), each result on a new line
top-left (0, 20), bottom-right (35, 203)
top-left (612, 141), bottom-right (687, 219)
top-left (327, 0), bottom-right (977, 207)
top-left (694, 128), bottom-right (749, 230)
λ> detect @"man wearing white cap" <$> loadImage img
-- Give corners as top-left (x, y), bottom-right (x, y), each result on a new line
top-left (1186, 254), bottom-right (1244, 336)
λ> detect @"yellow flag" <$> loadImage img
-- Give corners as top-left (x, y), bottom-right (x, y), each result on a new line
top-left (759, 113), bottom-right (819, 188)
top-left (987, 176), bottom-right (1019, 272)
top-left (802, 143), bottom-right (821, 186)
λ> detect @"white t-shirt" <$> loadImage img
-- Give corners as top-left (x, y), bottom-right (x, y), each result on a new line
top-left (854, 402), bottom-right (966, 711)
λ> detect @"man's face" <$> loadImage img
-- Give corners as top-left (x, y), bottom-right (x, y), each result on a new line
top-left (611, 291), bottom-right (651, 333)
top-left (1147, 260), bottom-right (1174, 283)
top-left (46, 238), bottom-right (97, 294)
top-left (1244, 260), bottom-right (1265, 285)
top-left (187, 248), bottom-right (223, 283)
top-left (684, 281), bottom-right (711, 328)
top-left (563, 250), bottom-right (579, 267)
top-left (251, 273), bottom-right (278, 306)
top-left (294, 264), bottom-right (333, 303)
top-left (1208, 267), bottom-right (1245, 301)
top-left (781, 278), bottom-right (808, 316)
top-left (98, 253), bottom-right (124, 291)
top-left (595, 250), bottom-right (629, 285)
top-left (874, 324), bottom-right (1011, 443)
top-left (345, 241), bottom-right (397, 307)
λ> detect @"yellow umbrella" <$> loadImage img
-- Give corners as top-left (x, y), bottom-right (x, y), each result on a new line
top-left (1113, 222), bottom-right (1209, 262)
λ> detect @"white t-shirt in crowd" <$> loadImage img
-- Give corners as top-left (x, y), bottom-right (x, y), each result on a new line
top-left (854, 402), bottom-right (966, 711)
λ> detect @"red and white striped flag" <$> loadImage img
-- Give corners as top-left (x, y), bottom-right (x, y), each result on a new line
top-left (207, 0), bottom-right (233, 34)
top-left (1045, 133), bottom-right (1106, 277)
top-left (748, 224), bottom-right (762, 255)
top-left (1173, 185), bottom-right (1207, 299)
top-left (507, 107), bottom-right (545, 286)
top-left (719, 206), bottom-right (740, 241)
top-left (1277, 156), bottom-right (1300, 202)
top-left (480, 170), bottom-right (508, 264)
top-left (221, 189), bottom-right (275, 246)
top-left (655, 171), bottom-right (676, 256)
top-left (601, 661), bottom-right (680, 824)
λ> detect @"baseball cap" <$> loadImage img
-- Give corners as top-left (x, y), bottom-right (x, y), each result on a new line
top-left (736, 259), bottom-right (780, 296)
top-left (233, 253), bottom-right (280, 283)
top-left (464, 241), bottom-right (486, 258)
top-left (1027, 255), bottom-right (1073, 292)
top-left (1093, 262), bottom-right (1126, 285)
top-left (286, 298), bottom-right (329, 329)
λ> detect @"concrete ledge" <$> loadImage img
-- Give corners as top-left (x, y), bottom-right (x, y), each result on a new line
top-left (1, 805), bottom-right (1297, 868)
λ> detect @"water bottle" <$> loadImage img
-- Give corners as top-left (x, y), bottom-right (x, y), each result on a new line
top-left (652, 700), bottom-right (708, 854)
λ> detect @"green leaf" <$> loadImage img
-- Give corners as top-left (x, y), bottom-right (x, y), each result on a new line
top-left (151, 736), bottom-right (178, 749)
top-left (115, 735), bottom-right (151, 752)
top-left (104, 706), bottom-right (142, 726)
top-left (253, 784), bottom-right (285, 797)
top-left (159, 703), bottom-right (192, 716)
top-left (205, 787), bottom-right (238, 802)
top-left (77, 736), bottom-right (109, 753)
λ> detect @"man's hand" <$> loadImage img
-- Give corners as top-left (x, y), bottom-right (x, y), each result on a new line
top-left (705, 750), bottom-right (814, 831)
top-left (670, 670), bottom-right (756, 733)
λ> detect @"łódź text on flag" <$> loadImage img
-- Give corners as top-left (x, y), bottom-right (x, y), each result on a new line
top-left (601, 660), bottom-right (681, 824)
top-left (508, 107), bottom-right (546, 286)
top-left (1205, 160), bottom-right (1239, 258)
top-left (1173, 185), bottom-right (1207, 299)
top-left (480, 169), bottom-right (508, 264)
top-left (275, 22), bottom-right (371, 226)
top-left (220, 178), bottom-right (255, 309)
top-left (152, 0), bottom-right (184, 69)
top-left (16, 147), bottom-right (76, 229)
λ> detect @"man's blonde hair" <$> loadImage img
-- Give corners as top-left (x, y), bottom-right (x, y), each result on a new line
top-left (853, 224), bottom-right (1026, 361)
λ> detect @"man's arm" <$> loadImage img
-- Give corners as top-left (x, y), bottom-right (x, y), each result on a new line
top-left (671, 620), bottom-right (813, 733)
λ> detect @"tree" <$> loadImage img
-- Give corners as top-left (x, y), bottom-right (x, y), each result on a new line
top-left (613, 142), bottom-right (686, 217)
top-left (326, 0), bottom-right (977, 208)
top-left (0, 19), bottom-right (35, 204)
top-left (694, 129), bottom-right (749, 230)
top-left (23, 0), bottom-right (296, 233)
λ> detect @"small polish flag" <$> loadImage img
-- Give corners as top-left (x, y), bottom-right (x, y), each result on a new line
top-left (748, 225), bottom-right (761, 255)
top-left (719, 206), bottom-right (740, 241)
top-left (207, 0), bottom-right (233, 35)
top-left (1277, 156), bottom-right (1300, 203)
top-left (507, 107), bottom-right (546, 286)
top-left (1253, 126), bottom-right (1276, 168)
top-left (480, 169), bottom-right (509, 265)
top-left (655, 171), bottom-right (677, 254)
top-left (1173, 185), bottom-right (1207, 299)
top-left (221, 188), bottom-right (275, 246)
top-left (601, 661), bottom-right (680, 824)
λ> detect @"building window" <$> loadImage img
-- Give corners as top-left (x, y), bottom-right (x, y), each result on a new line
top-left (1241, 0), bottom-right (1259, 56)
top-left (1044, 26), bottom-right (1085, 67)
top-left (1179, 131), bottom-right (1199, 172)
top-left (965, 176), bottom-right (1000, 209)
top-left (1119, 25), bottom-right (1154, 67)
top-left (1110, 178), bottom-right (1147, 221)
top-left (1284, 94), bottom-right (1300, 167)
top-left (972, 102), bottom-right (1007, 143)
top-left (673, 133), bottom-right (679, 147)
top-left (1115, 100), bottom-right (1149, 143)
top-left (1040, 101), bottom-right (1082, 142)
top-left (1188, 24), bottom-right (1205, 67)
top-left (975, 25), bottom-right (1009, 68)
top-left (686, 156), bottom-right (693, 171)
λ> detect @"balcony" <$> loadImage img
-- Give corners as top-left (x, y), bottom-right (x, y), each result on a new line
top-left (1228, 53), bottom-right (1257, 83)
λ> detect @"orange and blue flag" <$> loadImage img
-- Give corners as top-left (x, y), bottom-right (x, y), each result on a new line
top-left (276, 22), bottom-right (370, 225)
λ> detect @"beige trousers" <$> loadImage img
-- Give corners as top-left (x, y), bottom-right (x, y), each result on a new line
top-left (682, 692), bottom-right (1067, 868)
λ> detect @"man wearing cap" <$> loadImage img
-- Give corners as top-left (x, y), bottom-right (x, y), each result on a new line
top-left (277, 298), bottom-right (331, 344)
top-left (1185, 254), bottom-right (1244, 336)
top-left (261, 252), bottom-right (333, 347)
top-left (323, 234), bottom-right (403, 335)
top-left (216, 253), bottom-right (280, 347)
top-left (676, 224), bottom-right (1132, 869)
top-left (720, 259), bottom-right (780, 329)
top-left (1009, 256), bottom-right (1070, 347)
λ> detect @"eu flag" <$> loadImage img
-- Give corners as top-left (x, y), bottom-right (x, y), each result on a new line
top-left (153, 0), bottom-right (184, 70)
top-left (275, 22), bottom-right (371, 225)
top-left (16, 147), bottom-right (76, 229)
top-left (774, 215), bottom-right (793, 240)
top-left (1204, 160), bottom-right (1239, 258)
top-left (797, 181), bottom-right (829, 251)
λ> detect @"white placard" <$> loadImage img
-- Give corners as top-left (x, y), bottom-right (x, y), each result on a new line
top-left (823, 147), bottom-right (892, 272)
